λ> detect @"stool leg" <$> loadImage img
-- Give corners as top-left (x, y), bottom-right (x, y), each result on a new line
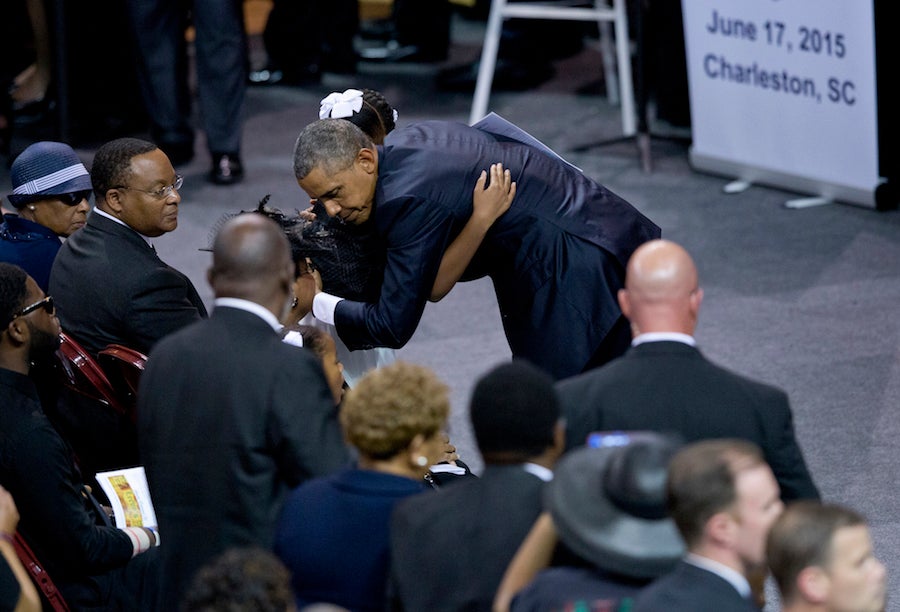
top-left (598, 21), bottom-right (619, 106)
top-left (612, 0), bottom-right (636, 135)
top-left (469, 0), bottom-right (506, 124)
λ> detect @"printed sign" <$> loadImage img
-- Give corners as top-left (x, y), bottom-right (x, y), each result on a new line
top-left (681, 0), bottom-right (880, 206)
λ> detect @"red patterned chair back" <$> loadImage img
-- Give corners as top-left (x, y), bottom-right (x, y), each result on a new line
top-left (55, 332), bottom-right (127, 417)
top-left (97, 344), bottom-right (148, 420)
top-left (12, 532), bottom-right (71, 612)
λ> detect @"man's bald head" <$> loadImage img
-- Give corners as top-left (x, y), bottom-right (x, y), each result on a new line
top-left (208, 214), bottom-right (295, 313)
top-left (618, 240), bottom-right (703, 336)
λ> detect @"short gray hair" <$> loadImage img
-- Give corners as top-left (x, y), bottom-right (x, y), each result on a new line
top-left (292, 119), bottom-right (374, 179)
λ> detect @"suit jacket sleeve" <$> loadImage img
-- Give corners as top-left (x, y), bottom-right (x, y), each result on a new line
top-left (334, 194), bottom-right (457, 349)
top-left (267, 351), bottom-right (350, 485)
top-left (127, 266), bottom-right (206, 351)
top-left (763, 389), bottom-right (820, 501)
top-left (556, 374), bottom-right (605, 451)
top-left (12, 420), bottom-right (133, 572)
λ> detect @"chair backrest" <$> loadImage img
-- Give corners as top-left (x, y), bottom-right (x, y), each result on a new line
top-left (55, 332), bottom-right (127, 417)
top-left (12, 532), bottom-right (71, 612)
top-left (97, 344), bottom-right (148, 420)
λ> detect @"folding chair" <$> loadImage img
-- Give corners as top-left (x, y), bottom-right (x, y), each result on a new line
top-left (54, 332), bottom-right (127, 417)
top-left (97, 344), bottom-right (148, 421)
top-left (469, 0), bottom-right (635, 137)
top-left (12, 532), bottom-right (71, 612)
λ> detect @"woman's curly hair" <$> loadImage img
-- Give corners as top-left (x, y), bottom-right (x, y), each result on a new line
top-left (340, 361), bottom-right (449, 459)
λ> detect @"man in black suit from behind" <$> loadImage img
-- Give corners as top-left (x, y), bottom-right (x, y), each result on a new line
top-left (635, 439), bottom-right (783, 611)
top-left (50, 137), bottom-right (207, 357)
top-left (389, 360), bottom-right (564, 611)
top-left (137, 213), bottom-right (350, 611)
top-left (557, 239), bottom-right (819, 501)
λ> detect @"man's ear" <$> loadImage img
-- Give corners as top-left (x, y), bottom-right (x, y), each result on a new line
top-left (618, 288), bottom-right (631, 318)
top-left (5, 319), bottom-right (29, 346)
top-left (104, 189), bottom-right (125, 215)
top-left (690, 287), bottom-right (704, 315)
top-left (796, 566), bottom-right (830, 604)
top-left (356, 147), bottom-right (377, 174)
top-left (706, 510), bottom-right (736, 548)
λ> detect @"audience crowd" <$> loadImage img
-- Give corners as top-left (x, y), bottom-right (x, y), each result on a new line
top-left (0, 85), bottom-right (884, 612)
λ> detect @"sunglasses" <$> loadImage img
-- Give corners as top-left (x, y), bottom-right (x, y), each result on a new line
top-left (55, 190), bottom-right (91, 206)
top-left (14, 295), bottom-right (55, 319)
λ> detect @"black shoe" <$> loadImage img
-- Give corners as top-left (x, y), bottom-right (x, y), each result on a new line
top-left (209, 153), bottom-right (243, 185)
top-left (248, 67), bottom-right (321, 87)
top-left (358, 40), bottom-right (446, 63)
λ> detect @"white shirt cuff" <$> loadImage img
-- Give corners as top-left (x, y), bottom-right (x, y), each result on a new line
top-left (312, 292), bottom-right (343, 326)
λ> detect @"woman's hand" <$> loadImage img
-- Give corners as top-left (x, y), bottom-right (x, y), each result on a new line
top-left (472, 163), bottom-right (516, 227)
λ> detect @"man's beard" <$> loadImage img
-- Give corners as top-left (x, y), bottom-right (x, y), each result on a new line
top-left (26, 321), bottom-right (62, 363)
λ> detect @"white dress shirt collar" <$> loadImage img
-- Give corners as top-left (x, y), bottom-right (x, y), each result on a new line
top-left (214, 297), bottom-right (283, 332)
top-left (631, 332), bottom-right (697, 347)
top-left (522, 462), bottom-right (554, 482)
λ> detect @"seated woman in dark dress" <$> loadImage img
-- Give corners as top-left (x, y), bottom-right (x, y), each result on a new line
top-left (0, 141), bottom-right (91, 291)
top-left (273, 361), bottom-right (449, 611)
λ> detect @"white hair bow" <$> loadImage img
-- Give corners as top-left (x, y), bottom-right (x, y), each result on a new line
top-left (319, 89), bottom-right (364, 119)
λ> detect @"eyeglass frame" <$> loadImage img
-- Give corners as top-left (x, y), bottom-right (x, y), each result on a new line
top-left (13, 295), bottom-right (55, 319)
top-left (114, 175), bottom-right (184, 200)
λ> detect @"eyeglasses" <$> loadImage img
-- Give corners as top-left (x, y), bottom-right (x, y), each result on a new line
top-left (56, 190), bottom-right (91, 206)
top-left (116, 175), bottom-right (183, 200)
top-left (13, 296), bottom-right (55, 319)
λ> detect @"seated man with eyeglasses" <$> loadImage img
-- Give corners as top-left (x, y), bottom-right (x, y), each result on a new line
top-left (1, 141), bottom-right (93, 292)
top-left (49, 137), bottom-right (207, 357)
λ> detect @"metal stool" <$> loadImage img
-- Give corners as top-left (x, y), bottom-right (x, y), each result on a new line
top-left (469, 0), bottom-right (635, 138)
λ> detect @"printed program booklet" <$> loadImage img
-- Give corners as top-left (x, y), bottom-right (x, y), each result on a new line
top-left (95, 466), bottom-right (158, 529)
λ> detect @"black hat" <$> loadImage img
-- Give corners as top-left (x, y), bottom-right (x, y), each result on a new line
top-left (7, 141), bottom-right (91, 208)
top-left (469, 360), bottom-right (559, 456)
top-left (545, 431), bottom-right (685, 579)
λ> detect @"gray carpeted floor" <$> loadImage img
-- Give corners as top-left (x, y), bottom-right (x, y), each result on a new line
top-left (3, 13), bottom-right (898, 609)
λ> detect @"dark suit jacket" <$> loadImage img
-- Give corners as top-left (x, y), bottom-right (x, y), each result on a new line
top-left (334, 120), bottom-right (660, 379)
top-left (137, 306), bottom-right (351, 611)
top-left (49, 212), bottom-right (207, 356)
top-left (634, 560), bottom-right (759, 612)
top-left (389, 464), bottom-right (547, 611)
top-left (557, 341), bottom-right (819, 501)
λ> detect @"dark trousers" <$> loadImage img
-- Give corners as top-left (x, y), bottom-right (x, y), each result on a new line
top-left (125, 0), bottom-right (246, 154)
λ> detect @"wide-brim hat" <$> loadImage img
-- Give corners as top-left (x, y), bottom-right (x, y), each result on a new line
top-left (545, 431), bottom-right (685, 579)
top-left (7, 141), bottom-right (92, 207)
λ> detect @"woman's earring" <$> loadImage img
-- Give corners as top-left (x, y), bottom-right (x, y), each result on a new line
top-left (28, 205), bottom-right (36, 211)
top-left (415, 456), bottom-right (429, 467)
top-left (291, 296), bottom-right (299, 309)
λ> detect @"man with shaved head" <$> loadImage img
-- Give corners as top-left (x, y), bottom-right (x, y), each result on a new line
top-left (138, 213), bottom-right (350, 611)
top-left (557, 239), bottom-right (819, 501)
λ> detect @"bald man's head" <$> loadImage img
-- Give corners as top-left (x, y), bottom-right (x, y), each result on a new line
top-left (208, 214), bottom-right (295, 312)
top-left (618, 240), bottom-right (702, 336)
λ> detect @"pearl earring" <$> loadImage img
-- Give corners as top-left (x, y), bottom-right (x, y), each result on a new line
top-left (291, 296), bottom-right (299, 309)
top-left (28, 205), bottom-right (36, 211)
top-left (415, 456), bottom-right (429, 467)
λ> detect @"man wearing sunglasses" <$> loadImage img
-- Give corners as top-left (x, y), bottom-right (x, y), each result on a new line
top-left (1, 141), bottom-right (92, 291)
top-left (0, 263), bottom-right (160, 610)
top-left (49, 137), bottom-right (207, 357)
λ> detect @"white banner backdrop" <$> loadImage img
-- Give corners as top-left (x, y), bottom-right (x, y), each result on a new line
top-left (681, 0), bottom-right (881, 207)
